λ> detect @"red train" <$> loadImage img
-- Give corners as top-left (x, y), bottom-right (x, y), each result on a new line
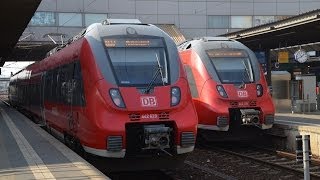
top-left (8, 19), bottom-right (197, 170)
top-left (178, 37), bottom-right (275, 139)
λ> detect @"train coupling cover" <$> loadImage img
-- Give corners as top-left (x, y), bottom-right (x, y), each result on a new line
top-left (143, 124), bottom-right (172, 150)
top-left (240, 109), bottom-right (260, 125)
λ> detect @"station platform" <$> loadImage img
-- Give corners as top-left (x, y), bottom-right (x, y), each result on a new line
top-left (0, 102), bottom-right (109, 180)
top-left (275, 111), bottom-right (320, 126)
top-left (269, 111), bottom-right (320, 159)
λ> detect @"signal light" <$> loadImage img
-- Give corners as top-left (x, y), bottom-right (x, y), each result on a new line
top-left (257, 84), bottom-right (263, 97)
top-left (109, 89), bottom-right (126, 108)
top-left (216, 85), bottom-right (228, 98)
top-left (171, 87), bottom-right (181, 106)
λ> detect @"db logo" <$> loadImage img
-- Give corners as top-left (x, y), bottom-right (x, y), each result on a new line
top-left (140, 96), bottom-right (157, 107)
top-left (237, 90), bottom-right (248, 98)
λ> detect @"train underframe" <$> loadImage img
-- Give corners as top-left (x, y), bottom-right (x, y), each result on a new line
top-left (199, 108), bottom-right (274, 142)
top-left (44, 119), bottom-right (194, 171)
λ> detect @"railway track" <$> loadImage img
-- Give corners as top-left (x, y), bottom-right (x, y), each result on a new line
top-left (221, 146), bottom-right (320, 178)
top-left (198, 142), bottom-right (320, 179)
top-left (6, 99), bottom-right (317, 179)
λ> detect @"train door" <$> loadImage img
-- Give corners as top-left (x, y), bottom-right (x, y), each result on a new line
top-left (57, 63), bottom-right (74, 134)
top-left (69, 61), bottom-right (85, 136)
top-left (64, 61), bottom-right (85, 145)
top-left (40, 72), bottom-right (46, 126)
top-left (67, 63), bottom-right (76, 135)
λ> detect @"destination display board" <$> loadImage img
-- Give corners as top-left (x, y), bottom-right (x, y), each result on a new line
top-left (206, 49), bottom-right (248, 58)
top-left (103, 38), bottom-right (164, 48)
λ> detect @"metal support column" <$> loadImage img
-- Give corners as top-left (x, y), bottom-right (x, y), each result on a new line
top-left (303, 135), bottom-right (310, 180)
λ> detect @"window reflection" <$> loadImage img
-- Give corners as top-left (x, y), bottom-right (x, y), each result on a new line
top-left (208, 16), bottom-right (229, 29)
top-left (231, 16), bottom-right (252, 28)
top-left (58, 13), bottom-right (82, 27)
top-left (30, 12), bottom-right (55, 26)
top-left (253, 16), bottom-right (275, 27)
top-left (85, 14), bottom-right (107, 26)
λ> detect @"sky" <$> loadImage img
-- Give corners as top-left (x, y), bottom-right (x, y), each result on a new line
top-left (0, 61), bottom-right (34, 77)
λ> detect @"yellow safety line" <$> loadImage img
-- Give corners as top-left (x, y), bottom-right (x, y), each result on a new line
top-left (0, 108), bottom-right (56, 180)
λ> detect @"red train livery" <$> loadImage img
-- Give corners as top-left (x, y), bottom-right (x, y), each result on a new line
top-left (178, 37), bottom-right (274, 137)
top-left (8, 19), bottom-right (197, 170)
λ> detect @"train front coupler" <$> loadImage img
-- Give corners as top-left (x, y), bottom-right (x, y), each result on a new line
top-left (143, 124), bottom-right (172, 155)
top-left (240, 109), bottom-right (260, 125)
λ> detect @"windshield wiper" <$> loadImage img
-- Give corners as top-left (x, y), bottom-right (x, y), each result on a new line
top-left (156, 53), bottom-right (165, 86)
top-left (144, 53), bottom-right (165, 94)
top-left (242, 61), bottom-right (252, 83)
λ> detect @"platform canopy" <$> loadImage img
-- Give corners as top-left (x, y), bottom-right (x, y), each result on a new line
top-left (221, 9), bottom-right (320, 51)
top-left (0, 0), bottom-right (41, 66)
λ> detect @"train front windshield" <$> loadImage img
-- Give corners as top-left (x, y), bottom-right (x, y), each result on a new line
top-left (104, 37), bottom-right (168, 86)
top-left (206, 49), bottom-right (254, 84)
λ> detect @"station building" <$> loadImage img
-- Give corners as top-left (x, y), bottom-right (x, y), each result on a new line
top-left (21, 0), bottom-right (320, 42)
top-left (14, 0), bottom-right (320, 113)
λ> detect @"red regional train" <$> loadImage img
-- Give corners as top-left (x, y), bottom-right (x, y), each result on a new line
top-left (8, 19), bottom-right (197, 171)
top-left (178, 37), bottom-right (275, 139)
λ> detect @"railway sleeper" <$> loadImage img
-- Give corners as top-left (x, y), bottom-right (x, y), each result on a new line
top-left (268, 158), bottom-right (289, 162)
top-left (258, 156), bottom-right (278, 161)
top-left (273, 160), bottom-right (296, 165)
top-left (309, 166), bottom-right (320, 172)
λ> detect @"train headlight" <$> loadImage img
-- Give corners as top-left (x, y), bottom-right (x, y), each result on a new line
top-left (216, 85), bottom-right (228, 98)
top-left (171, 87), bottom-right (181, 106)
top-left (109, 88), bottom-right (126, 108)
top-left (257, 84), bottom-right (263, 97)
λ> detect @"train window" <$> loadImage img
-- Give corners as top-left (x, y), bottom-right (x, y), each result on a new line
top-left (52, 68), bottom-right (59, 102)
top-left (72, 61), bottom-right (85, 106)
top-left (58, 63), bottom-right (74, 105)
top-left (44, 70), bottom-right (53, 101)
top-left (211, 57), bottom-right (254, 84)
top-left (207, 50), bottom-right (254, 84)
top-left (184, 65), bottom-right (199, 98)
top-left (53, 61), bottom-right (85, 106)
top-left (107, 47), bottom-right (168, 86)
top-left (104, 37), bottom-right (169, 87)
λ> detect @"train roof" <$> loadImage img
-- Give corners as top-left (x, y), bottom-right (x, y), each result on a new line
top-left (178, 36), bottom-right (262, 83)
top-left (178, 37), bottom-right (248, 51)
top-left (85, 22), bottom-right (172, 40)
top-left (46, 19), bottom-right (173, 58)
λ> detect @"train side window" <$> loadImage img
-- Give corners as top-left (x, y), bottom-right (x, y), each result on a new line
top-left (58, 65), bottom-right (67, 104)
top-left (44, 70), bottom-right (53, 101)
top-left (184, 65), bottom-right (199, 98)
top-left (53, 68), bottom-right (60, 102)
top-left (58, 63), bottom-right (74, 105)
top-left (72, 61), bottom-right (85, 106)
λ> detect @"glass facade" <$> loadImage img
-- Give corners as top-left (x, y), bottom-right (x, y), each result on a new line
top-left (253, 16), bottom-right (275, 27)
top-left (276, 16), bottom-right (292, 21)
top-left (27, 0), bottom-right (314, 40)
top-left (30, 12), bottom-right (55, 26)
top-left (231, 16), bottom-right (252, 29)
top-left (208, 16), bottom-right (229, 29)
top-left (28, 11), bottom-right (293, 34)
top-left (85, 14), bottom-right (108, 26)
top-left (58, 13), bottom-right (82, 27)
top-left (23, 0), bottom-right (320, 40)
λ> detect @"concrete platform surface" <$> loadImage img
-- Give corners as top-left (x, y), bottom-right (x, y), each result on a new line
top-left (0, 102), bottom-right (109, 180)
top-left (270, 111), bottom-right (320, 158)
top-left (276, 111), bottom-right (320, 126)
